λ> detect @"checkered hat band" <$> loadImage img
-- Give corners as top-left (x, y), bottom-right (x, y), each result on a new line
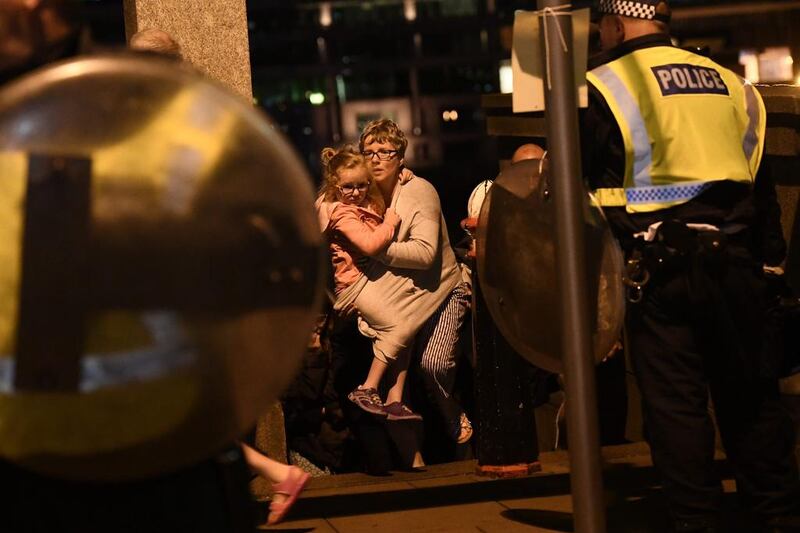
top-left (598, 0), bottom-right (657, 20)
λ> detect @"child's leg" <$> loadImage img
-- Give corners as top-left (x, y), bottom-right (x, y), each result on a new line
top-left (384, 348), bottom-right (411, 405)
top-left (348, 357), bottom-right (389, 416)
top-left (240, 443), bottom-right (310, 526)
top-left (240, 443), bottom-right (289, 484)
top-left (382, 349), bottom-right (422, 422)
top-left (381, 349), bottom-right (425, 467)
top-left (362, 357), bottom-right (388, 390)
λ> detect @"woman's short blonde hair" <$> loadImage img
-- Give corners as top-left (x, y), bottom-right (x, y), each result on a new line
top-left (358, 118), bottom-right (408, 159)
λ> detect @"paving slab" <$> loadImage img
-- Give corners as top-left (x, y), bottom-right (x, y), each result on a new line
top-left (326, 501), bottom-right (539, 533)
top-left (307, 481), bottom-right (417, 499)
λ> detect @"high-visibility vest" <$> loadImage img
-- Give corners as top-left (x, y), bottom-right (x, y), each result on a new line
top-left (586, 45), bottom-right (765, 213)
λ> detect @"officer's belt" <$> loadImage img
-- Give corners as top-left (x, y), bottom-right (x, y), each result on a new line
top-left (634, 219), bottom-right (752, 271)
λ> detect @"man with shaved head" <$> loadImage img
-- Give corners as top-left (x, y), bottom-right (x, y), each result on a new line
top-left (129, 28), bottom-right (182, 59)
top-left (511, 143), bottom-right (546, 164)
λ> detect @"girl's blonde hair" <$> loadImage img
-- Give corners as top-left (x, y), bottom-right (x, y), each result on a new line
top-left (320, 144), bottom-right (385, 214)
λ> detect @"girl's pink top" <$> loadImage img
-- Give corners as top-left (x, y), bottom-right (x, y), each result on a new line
top-left (325, 203), bottom-right (396, 294)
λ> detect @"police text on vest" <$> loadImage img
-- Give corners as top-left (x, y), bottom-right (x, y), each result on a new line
top-left (651, 64), bottom-right (729, 96)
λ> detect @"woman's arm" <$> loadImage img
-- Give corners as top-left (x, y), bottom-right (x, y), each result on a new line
top-left (379, 189), bottom-right (441, 270)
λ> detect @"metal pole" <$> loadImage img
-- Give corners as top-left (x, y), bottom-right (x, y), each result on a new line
top-left (536, 2), bottom-right (606, 532)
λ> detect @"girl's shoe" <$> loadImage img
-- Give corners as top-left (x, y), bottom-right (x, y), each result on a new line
top-left (267, 466), bottom-right (310, 525)
top-left (383, 402), bottom-right (423, 421)
top-left (347, 386), bottom-right (386, 416)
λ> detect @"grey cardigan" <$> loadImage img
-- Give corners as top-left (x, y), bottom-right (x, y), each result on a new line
top-left (320, 170), bottom-right (461, 363)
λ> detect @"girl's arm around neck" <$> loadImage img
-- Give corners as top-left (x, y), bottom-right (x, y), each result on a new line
top-left (331, 207), bottom-right (396, 257)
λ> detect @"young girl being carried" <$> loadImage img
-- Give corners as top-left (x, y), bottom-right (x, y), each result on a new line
top-left (318, 144), bottom-right (422, 422)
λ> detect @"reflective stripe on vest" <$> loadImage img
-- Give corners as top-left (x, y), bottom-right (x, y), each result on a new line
top-left (587, 47), bottom-right (763, 212)
top-left (742, 81), bottom-right (762, 164)
top-left (592, 64), bottom-right (653, 190)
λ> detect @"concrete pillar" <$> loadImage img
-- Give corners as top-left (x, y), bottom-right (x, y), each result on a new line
top-left (122, 0), bottom-right (253, 99)
top-left (123, 1), bottom-right (288, 466)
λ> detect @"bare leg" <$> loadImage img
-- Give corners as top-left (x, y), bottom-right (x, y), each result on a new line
top-left (241, 443), bottom-right (311, 525)
top-left (384, 348), bottom-right (411, 404)
top-left (241, 443), bottom-right (291, 508)
top-left (241, 443), bottom-right (289, 485)
top-left (412, 450), bottom-right (425, 468)
top-left (382, 348), bottom-right (425, 468)
top-left (361, 357), bottom-right (388, 390)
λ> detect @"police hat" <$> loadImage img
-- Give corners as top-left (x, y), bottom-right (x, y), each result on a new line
top-left (595, 0), bottom-right (671, 23)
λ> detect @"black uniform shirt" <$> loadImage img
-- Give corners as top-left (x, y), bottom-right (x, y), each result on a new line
top-left (580, 33), bottom-right (785, 264)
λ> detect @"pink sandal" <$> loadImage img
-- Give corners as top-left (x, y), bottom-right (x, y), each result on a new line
top-left (267, 466), bottom-right (310, 525)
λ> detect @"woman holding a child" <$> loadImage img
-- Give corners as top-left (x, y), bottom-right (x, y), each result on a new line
top-left (316, 119), bottom-right (473, 467)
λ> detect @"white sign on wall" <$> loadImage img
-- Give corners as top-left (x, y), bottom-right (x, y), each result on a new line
top-left (511, 8), bottom-right (590, 113)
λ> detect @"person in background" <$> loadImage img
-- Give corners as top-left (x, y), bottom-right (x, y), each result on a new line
top-left (510, 143), bottom-right (546, 164)
top-left (461, 143), bottom-right (555, 459)
top-left (0, 0), bottom-right (82, 85)
top-left (129, 28), bottom-right (182, 59)
top-left (459, 143), bottom-right (546, 279)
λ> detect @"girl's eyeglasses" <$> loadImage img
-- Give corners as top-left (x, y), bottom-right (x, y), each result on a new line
top-left (338, 182), bottom-right (370, 194)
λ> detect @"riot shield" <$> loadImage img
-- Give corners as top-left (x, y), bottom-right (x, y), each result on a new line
top-left (0, 54), bottom-right (324, 480)
top-left (476, 158), bottom-right (624, 373)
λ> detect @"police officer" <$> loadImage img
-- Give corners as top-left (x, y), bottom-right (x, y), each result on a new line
top-left (582, 1), bottom-right (800, 531)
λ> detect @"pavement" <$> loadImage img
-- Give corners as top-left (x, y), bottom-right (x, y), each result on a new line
top-left (254, 393), bottom-right (800, 532)
top-left (254, 442), bottom-right (751, 533)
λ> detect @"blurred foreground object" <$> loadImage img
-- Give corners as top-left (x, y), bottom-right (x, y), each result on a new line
top-left (0, 53), bottom-right (324, 480)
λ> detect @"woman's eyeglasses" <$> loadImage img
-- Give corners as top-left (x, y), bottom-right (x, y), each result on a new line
top-left (361, 149), bottom-right (397, 161)
top-left (338, 182), bottom-right (371, 195)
